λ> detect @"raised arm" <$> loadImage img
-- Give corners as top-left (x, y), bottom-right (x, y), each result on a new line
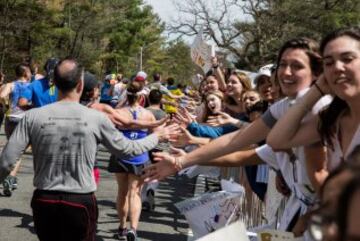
top-left (92, 103), bottom-right (166, 129)
top-left (169, 126), bottom-right (211, 147)
top-left (143, 147), bottom-right (263, 180)
top-left (212, 57), bottom-right (227, 91)
top-left (180, 118), bottom-right (270, 168)
top-left (141, 112), bottom-right (272, 181)
top-left (99, 114), bottom-right (178, 158)
top-left (199, 148), bottom-right (263, 167)
top-left (304, 143), bottom-right (328, 193)
top-left (267, 80), bottom-right (328, 149)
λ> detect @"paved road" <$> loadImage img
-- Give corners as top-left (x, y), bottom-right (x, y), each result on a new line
top-left (0, 131), bottom-right (196, 241)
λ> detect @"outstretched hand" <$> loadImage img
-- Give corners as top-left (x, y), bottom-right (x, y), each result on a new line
top-left (149, 116), bottom-right (169, 129)
top-left (169, 126), bottom-right (195, 148)
top-left (169, 146), bottom-right (187, 157)
top-left (142, 151), bottom-right (178, 182)
top-left (153, 123), bottom-right (181, 142)
top-left (206, 111), bottom-right (235, 127)
top-left (173, 107), bottom-right (195, 128)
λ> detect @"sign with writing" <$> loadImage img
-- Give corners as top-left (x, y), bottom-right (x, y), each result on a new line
top-left (258, 230), bottom-right (300, 241)
top-left (191, 28), bottom-right (213, 73)
top-left (179, 165), bottom-right (220, 178)
top-left (175, 191), bottom-right (244, 239)
top-left (197, 221), bottom-right (250, 241)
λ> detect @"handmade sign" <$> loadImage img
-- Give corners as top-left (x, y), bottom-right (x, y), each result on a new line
top-left (175, 190), bottom-right (244, 239)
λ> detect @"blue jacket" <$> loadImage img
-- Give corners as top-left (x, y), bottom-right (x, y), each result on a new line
top-left (187, 122), bottom-right (238, 139)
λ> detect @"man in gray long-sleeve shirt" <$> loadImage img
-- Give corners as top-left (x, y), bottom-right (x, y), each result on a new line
top-left (0, 58), bottom-right (168, 241)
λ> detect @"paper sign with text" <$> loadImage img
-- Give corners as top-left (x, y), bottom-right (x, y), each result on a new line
top-left (198, 221), bottom-right (250, 241)
top-left (191, 28), bottom-right (212, 73)
top-left (175, 191), bottom-right (244, 239)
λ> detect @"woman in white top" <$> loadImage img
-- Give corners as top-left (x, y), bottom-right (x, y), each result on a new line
top-left (143, 38), bottom-right (332, 239)
top-left (144, 37), bottom-right (331, 192)
top-left (267, 26), bottom-right (360, 173)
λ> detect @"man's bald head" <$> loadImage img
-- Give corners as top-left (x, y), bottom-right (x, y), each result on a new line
top-left (54, 58), bottom-right (83, 93)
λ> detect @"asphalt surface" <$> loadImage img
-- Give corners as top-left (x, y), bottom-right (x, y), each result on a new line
top-left (0, 131), bottom-right (197, 241)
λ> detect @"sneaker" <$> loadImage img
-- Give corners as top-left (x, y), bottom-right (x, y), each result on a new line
top-left (9, 176), bottom-right (18, 190)
top-left (2, 177), bottom-right (12, 196)
top-left (127, 229), bottom-right (137, 241)
top-left (117, 227), bottom-right (127, 241)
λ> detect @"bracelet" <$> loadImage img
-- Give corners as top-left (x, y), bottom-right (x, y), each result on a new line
top-left (174, 157), bottom-right (183, 171)
top-left (313, 82), bottom-right (324, 96)
top-left (212, 64), bottom-right (219, 69)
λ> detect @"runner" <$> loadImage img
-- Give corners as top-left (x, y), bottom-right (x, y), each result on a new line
top-left (0, 58), bottom-right (175, 241)
top-left (142, 89), bottom-right (170, 211)
top-left (108, 81), bottom-right (160, 241)
top-left (0, 63), bottom-right (31, 196)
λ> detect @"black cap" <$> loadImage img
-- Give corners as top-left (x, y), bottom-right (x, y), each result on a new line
top-left (83, 71), bottom-right (99, 92)
top-left (44, 58), bottom-right (59, 78)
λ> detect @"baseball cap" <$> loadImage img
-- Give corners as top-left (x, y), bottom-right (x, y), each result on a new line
top-left (254, 64), bottom-right (273, 85)
top-left (83, 72), bottom-right (99, 92)
top-left (104, 73), bottom-right (116, 81)
top-left (44, 57), bottom-right (59, 80)
top-left (134, 71), bottom-right (147, 82)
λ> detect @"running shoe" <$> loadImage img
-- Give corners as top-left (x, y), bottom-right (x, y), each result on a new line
top-left (10, 176), bottom-right (18, 190)
top-left (127, 229), bottom-right (137, 241)
top-left (117, 227), bottom-right (128, 241)
top-left (2, 177), bottom-right (12, 196)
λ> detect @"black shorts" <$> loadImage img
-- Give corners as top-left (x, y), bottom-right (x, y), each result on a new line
top-left (5, 117), bottom-right (19, 139)
top-left (108, 155), bottom-right (150, 176)
top-left (31, 189), bottom-right (98, 241)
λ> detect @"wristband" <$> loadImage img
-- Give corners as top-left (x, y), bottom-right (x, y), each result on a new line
top-left (212, 64), bottom-right (219, 69)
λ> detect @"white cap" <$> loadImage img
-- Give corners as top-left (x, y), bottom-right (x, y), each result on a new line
top-left (135, 71), bottom-right (147, 81)
top-left (254, 64), bottom-right (273, 85)
top-left (105, 74), bottom-right (115, 81)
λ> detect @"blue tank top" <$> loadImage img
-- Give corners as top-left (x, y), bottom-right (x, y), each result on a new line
top-left (7, 80), bottom-right (31, 120)
top-left (119, 108), bottom-right (149, 165)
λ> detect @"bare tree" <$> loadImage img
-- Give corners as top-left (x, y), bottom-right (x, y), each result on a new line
top-left (168, 0), bottom-right (245, 56)
top-left (168, 0), bottom-right (360, 70)
top-left (168, 0), bottom-right (275, 69)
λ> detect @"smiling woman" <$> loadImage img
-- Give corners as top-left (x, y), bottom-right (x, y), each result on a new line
top-left (267, 26), bottom-right (360, 172)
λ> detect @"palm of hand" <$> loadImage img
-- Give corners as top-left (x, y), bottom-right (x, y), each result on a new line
top-left (171, 131), bottom-right (191, 147)
top-left (317, 75), bottom-right (332, 95)
top-left (143, 152), bottom-right (178, 181)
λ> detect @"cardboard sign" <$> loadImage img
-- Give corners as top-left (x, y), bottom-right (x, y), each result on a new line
top-left (197, 221), bottom-right (250, 241)
top-left (221, 179), bottom-right (245, 193)
top-left (191, 28), bottom-right (212, 73)
top-left (258, 230), bottom-right (297, 241)
top-left (179, 165), bottom-right (220, 178)
top-left (175, 191), bottom-right (244, 239)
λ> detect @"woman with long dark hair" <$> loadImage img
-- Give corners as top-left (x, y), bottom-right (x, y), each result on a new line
top-left (267, 26), bottom-right (360, 173)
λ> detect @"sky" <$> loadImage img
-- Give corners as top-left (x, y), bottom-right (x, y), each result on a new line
top-left (143, 0), bottom-right (250, 44)
top-left (144, 0), bottom-right (176, 24)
